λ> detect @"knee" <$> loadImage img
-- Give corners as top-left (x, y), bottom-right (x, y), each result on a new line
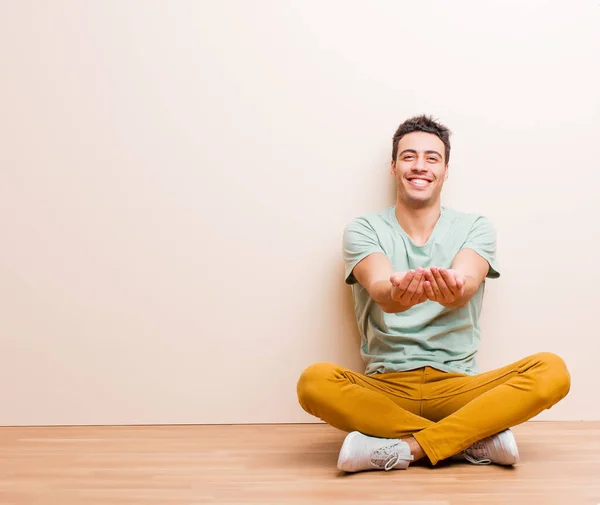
top-left (531, 352), bottom-right (571, 405)
top-left (296, 362), bottom-right (339, 411)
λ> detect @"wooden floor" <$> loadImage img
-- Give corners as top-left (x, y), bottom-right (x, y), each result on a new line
top-left (0, 422), bottom-right (598, 505)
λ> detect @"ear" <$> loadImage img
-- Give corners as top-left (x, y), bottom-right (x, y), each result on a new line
top-left (444, 164), bottom-right (449, 181)
top-left (391, 159), bottom-right (396, 176)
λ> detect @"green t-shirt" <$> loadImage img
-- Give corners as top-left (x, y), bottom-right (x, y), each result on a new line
top-left (343, 205), bottom-right (500, 376)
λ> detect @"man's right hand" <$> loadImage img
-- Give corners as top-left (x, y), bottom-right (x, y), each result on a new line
top-left (389, 268), bottom-right (427, 309)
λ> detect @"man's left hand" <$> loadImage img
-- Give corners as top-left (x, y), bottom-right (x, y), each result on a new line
top-left (423, 267), bottom-right (466, 307)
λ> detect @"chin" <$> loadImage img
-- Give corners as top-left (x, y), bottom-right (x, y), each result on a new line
top-left (409, 199), bottom-right (432, 209)
top-left (399, 193), bottom-right (435, 209)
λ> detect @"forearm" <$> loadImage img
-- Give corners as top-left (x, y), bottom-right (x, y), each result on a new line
top-left (369, 280), bottom-right (412, 313)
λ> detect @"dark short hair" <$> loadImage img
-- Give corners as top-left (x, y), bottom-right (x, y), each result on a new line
top-left (392, 115), bottom-right (452, 164)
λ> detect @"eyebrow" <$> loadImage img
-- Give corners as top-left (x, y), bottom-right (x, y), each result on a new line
top-left (399, 149), bottom-right (443, 159)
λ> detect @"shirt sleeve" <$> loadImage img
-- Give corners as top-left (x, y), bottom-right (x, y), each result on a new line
top-left (460, 216), bottom-right (500, 279)
top-left (343, 217), bottom-right (384, 285)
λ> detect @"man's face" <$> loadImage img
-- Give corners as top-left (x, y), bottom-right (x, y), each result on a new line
top-left (391, 131), bottom-right (448, 208)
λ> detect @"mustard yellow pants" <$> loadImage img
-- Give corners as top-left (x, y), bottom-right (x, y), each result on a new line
top-left (297, 352), bottom-right (570, 465)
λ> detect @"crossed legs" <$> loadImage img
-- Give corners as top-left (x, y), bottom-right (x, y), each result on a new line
top-left (297, 353), bottom-right (571, 464)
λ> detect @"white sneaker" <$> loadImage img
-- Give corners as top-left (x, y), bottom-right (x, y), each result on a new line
top-left (337, 431), bottom-right (414, 472)
top-left (459, 429), bottom-right (520, 466)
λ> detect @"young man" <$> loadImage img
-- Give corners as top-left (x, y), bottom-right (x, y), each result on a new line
top-left (296, 115), bottom-right (571, 472)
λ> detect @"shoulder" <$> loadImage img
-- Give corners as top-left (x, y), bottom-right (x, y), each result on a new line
top-left (442, 207), bottom-right (495, 231)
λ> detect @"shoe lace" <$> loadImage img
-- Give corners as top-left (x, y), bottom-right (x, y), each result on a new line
top-left (370, 443), bottom-right (414, 471)
top-left (463, 441), bottom-right (492, 465)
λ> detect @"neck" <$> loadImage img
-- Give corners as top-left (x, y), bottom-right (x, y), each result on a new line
top-left (394, 199), bottom-right (441, 246)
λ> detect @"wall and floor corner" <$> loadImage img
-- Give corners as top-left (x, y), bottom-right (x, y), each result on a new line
top-left (1, 1), bottom-right (599, 427)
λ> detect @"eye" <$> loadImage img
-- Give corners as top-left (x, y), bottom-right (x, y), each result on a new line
top-left (427, 157), bottom-right (439, 162)
top-left (404, 155), bottom-right (414, 161)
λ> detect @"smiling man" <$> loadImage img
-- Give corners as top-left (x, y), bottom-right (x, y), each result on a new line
top-left (297, 115), bottom-right (571, 472)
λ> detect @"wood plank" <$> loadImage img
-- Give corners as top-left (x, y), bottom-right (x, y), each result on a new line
top-left (0, 422), bottom-right (598, 504)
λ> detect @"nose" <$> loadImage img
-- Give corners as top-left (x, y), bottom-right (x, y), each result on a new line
top-left (412, 155), bottom-right (426, 171)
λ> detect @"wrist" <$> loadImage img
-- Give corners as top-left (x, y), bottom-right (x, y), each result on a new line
top-left (371, 280), bottom-right (412, 313)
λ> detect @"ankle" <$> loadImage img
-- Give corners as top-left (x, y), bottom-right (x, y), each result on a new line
top-left (404, 436), bottom-right (426, 461)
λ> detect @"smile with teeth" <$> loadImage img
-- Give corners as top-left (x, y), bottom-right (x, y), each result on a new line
top-left (407, 177), bottom-right (432, 187)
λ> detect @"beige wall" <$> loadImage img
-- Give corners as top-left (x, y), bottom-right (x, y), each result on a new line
top-left (1, 1), bottom-right (598, 425)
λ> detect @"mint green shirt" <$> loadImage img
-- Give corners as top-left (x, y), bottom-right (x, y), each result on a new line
top-left (343, 206), bottom-right (500, 376)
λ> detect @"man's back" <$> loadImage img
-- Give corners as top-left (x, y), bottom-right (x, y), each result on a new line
top-left (343, 205), bottom-right (500, 376)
